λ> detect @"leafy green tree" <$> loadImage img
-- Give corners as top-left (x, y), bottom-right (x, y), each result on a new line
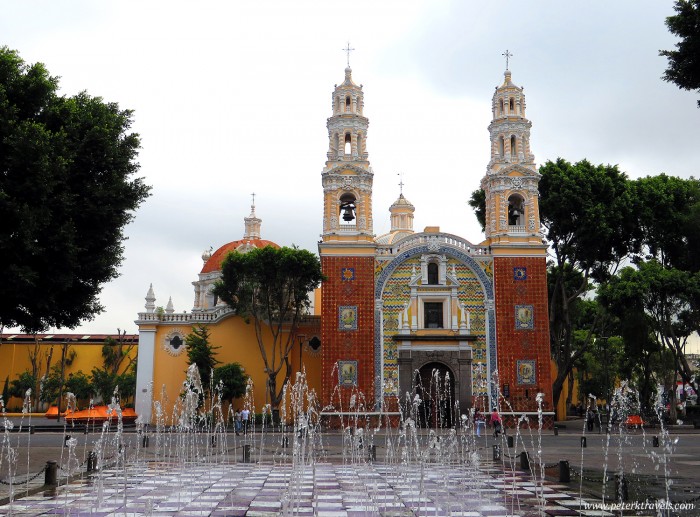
top-left (660, 0), bottom-right (700, 107)
top-left (39, 364), bottom-right (62, 404)
top-left (91, 332), bottom-right (138, 404)
top-left (64, 370), bottom-right (93, 405)
top-left (8, 371), bottom-right (36, 400)
top-left (598, 260), bottom-right (700, 398)
top-left (213, 246), bottom-right (323, 409)
top-left (212, 363), bottom-right (248, 405)
top-left (185, 325), bottom-right (220, 389)
top-left (0, 47), bottom-right (150, 333)
top-left (541, 159), bottom-right (637, 409)
top-left (468, 188), bottom-right (486, 232)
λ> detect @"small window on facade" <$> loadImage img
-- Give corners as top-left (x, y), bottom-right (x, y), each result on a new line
top-left (510, 135), bottom-right (517, 160)
top-left (309, 336), bottom-right (321, 351)
top-left (424, 302), bottom-right (443, 329)
top-left (498, 136), bottom-right (505, 158)
top-left (344, 133), bottom-right (352, 155)
top-left (509, 97), bottom-right (515, 111)
top-left (345, 96), bottom-right (351, 111)
top-left (427, 262), bottom-right (439, 284)
top-left (170, 335), bottom-right (183, 350)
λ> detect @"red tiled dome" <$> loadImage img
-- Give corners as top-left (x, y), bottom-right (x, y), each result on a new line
top-left (200, 239), bottom-right (280, 274)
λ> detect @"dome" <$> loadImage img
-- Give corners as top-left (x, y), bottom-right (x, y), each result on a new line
top-left (200, 238), bottom-right (280, 274)
top-left (390, 193), bottom-right (415, 211)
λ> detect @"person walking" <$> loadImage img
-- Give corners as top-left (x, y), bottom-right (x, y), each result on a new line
top-left (241, 407), bottom-right (250, 434)
top-left (490, 408), bottom-right (502, 438)
top-left (234, 409), bottom-right (242, 435)
top-left (474, 408), bottom-right (485, 437)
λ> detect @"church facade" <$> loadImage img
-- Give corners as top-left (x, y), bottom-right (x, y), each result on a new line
top-left (134, 65), bottom-right (554, 425)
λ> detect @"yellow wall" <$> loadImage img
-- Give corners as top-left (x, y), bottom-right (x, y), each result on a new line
top-left (0, 338), bottom-right (137, 410)
top-left (149, 315), bottom-right (320, 422)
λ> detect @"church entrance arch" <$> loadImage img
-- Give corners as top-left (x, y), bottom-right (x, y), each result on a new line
top-left (413, 362), bottom-right (455, 428)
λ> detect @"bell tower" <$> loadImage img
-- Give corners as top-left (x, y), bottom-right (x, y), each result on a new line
top-left (319, 62), bottom-right (376, 410)
top-left (482, 59), bottom-right (553, 419)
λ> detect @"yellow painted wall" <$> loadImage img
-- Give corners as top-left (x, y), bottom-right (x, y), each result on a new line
top-left (0, 339), bottom-right (137, 410)
top-left (149, 315), bottom-right (321, 422)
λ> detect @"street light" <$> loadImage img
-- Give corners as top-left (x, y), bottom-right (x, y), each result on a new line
top-left (297, 334), bottom-right (307, 374)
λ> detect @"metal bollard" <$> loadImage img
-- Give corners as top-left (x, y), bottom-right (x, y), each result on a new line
top-left (86, 451), bottom-right (97, 473)
top-left (519, 451), bottom-right (530, 470)
top-left (580, 436), bottom-right (587, 448)
top-left (615, 474), bottom-right (629, 502)
top-left (553, 426), bottom-right (558, 436)
top-left (492, 444), bottom-right (501, 460)
top-left (211, 435), bottom-right (217, 447)
top-left (142, 434), bottom-right (149, 448)
top-left (368, 444), bottom-right (376, 462)
top-left (559, 460), bottom-right (570, 482)
top-left (30, 425), bottom-right (35, 435)
top-left (45, 460), bottom-right (58, 486)
top-left (653, 436), bottom-right (659, 447)
top-left (242, 444), bottom-right (251, 463)
top-left (64, 435), bottom-right (71, 447)
top-left (507, 435), bottom-right (514, 447)
top-left (281, 436), bottom-right (289, 448)
top-left (84, 425), bottom-right (89, 435)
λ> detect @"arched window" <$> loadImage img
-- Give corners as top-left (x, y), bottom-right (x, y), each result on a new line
top-left (344, 133), bottom-right (352, 155)
top-left (339, 192), bottom-right (356, 224)
top-left (499, 99), bottom-right (504, 115)
top-left (508, 193), bottom-right (525, 226)
top-left (510, 135), bottom-right (517, 160)
top-left (335, 97), bottom-right (340, 114)
top-left (345, 96), bottom-right (351, 112)
top-left (498, 136), bottom-right (505, 158)
top-left (428, 262), bottom-right (439, 285)
top-left (509, 97), bottom-right (515, 112)
top-left (357, 133), bottom-right (363, 156)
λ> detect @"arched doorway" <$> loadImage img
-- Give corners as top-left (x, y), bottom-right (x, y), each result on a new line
top-left (413, 362), bottom-right (456, 428)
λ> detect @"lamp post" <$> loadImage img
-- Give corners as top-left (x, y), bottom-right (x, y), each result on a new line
top-left (297, 334), bottom-right (306, 374)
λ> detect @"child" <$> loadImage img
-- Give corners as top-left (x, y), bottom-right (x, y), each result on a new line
top-left (490, 408), bottom-right (502, 438)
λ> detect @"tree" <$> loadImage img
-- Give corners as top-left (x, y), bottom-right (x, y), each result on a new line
top-left (212, 363), bottom-right (248, 406)
top-left (0, 47), bottom-right (150, 333)
top-left (90, 332), bottom-right (138, 404)
top-left (660, 0), bottom-right (700, 107)
top-left (185, 325), bottom-right (220, 389)
top-left (64, 370), bottom-right (93, 405)
top-left (213, 246), bottom-right (323, 410)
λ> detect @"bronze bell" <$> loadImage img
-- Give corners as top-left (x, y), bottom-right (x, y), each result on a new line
top-left (342, 204), bottom-right (355, 222)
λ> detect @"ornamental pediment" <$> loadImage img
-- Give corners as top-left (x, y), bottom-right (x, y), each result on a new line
top-left (493, 163), bottom-right (540, 179)
top-left (323, 164), bottom-right (373, 177)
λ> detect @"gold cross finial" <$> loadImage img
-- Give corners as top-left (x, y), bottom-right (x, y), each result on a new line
top-left (502, 50), bottom-right (513, 70)
top-left (343, 41), bottom-right (355, 67)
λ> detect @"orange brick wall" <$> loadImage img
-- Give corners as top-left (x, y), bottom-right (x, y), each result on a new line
top-left (321, 256), bottom-right (375, 409)
top-left (493, 256), bottom-right (553, 413)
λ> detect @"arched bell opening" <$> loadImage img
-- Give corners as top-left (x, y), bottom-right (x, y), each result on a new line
top-left (339, 192), bottom-right (357, 225)
top-left (507, 193), bottom-right (525, 226)
top-left (344, 133), bottom-right (352, 155)
top-left (412, 362), bottom-right (455, 428)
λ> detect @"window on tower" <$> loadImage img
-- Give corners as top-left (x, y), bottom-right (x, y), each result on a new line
top-left (508, 194), bottom-right (525, 226)
top-left (498, 136), bottom-right (505, 158)
top-left (427, 262), bottom-right (439, 285)
top-left (499, 99), bottom-right (504, 115)
top-left (424, 302), bottom-right (444, 329)
top-left (344, 133), bottom-right (352, 155)
top-left (345, 96), bottom-right (351, 112)
top-left (509, 97), bottom-right (515, 112)
top-left (510, 135), bottom-right (517, 160)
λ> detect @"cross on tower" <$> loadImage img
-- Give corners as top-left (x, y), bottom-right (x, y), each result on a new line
top-left (397, 172), bottom-right (404, 194)
top-left (343, 41), bottom-right (355, 67)
top-left (502, 49), bottom-right (513, 70)
top-left (251, 192), bottom-right (256, 206)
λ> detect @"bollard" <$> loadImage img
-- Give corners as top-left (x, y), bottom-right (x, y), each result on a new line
top-left (243, 444), bottom-right (251, 463)
top-left (615, 474), bottom-right (629, 502)
top-left (45, 460), bottom-right (58, 486)
top-left (492, 444), bottom-right (501, 461)
top-left (64, 435), bottom-right (71, 447)
top-left (559, 460), bottom-right (570, 482)
top-left (580, 436), bottom-right (587, 448)
top-left (519, 451), bottom-right (530, 470)
top-left (368, 444), bottom-right (376, 462)
top-left (653, 436), bottom-right (659, 447)
top-left (282, 436), bottom-right (289, 448)
top-left (553, 426), bottom-right (558, 436)
top-left (507, 435), bottom-right (514, 447)
top-left (86, 451), bottom-right (96, 473)
top-left (211, 435), bottom-right (217, 447)
top-left (84, 425), bottom-right (89, 435)
top-left (30, 425), bottom-right (35, 435)
top-left (142, 434), bottom-right (149, 448)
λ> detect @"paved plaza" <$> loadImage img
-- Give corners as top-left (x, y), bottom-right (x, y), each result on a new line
top-left (0, 418), bottom-right (698, 516)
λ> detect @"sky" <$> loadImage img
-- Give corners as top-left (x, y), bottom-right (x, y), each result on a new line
top-left (2, 1), bottom-right (698, 350)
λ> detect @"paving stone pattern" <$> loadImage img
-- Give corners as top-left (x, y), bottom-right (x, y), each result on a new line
top-left (0, 462), bottom-right (619, 517)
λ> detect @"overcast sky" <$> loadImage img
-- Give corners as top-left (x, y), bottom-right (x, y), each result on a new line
top-left (2, 1), bottom-right (698, 350)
